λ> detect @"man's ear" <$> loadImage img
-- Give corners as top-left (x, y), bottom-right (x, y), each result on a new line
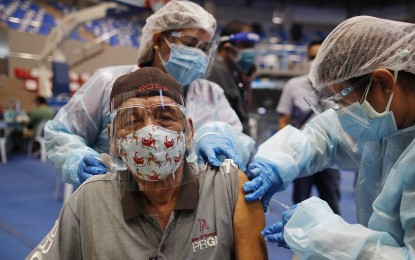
top-left (188, 117), bottom-right (194, 139)
top-left (372, 69), bottom-right (396, 95)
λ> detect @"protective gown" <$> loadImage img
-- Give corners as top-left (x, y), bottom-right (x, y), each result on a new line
top-left (255, 109), bottom-right (415, 259)
top-left (45, 65), bottom-right (255, 185)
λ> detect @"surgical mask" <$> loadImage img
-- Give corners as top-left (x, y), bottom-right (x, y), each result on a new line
top-left (336, 83), bottom-right (397, 141)
top-left (117, 125), bottom-right (185, 181)
top-left (160, 37), bottom-right (208, 86)
top-left (236, 49), bottom-right (256, 73)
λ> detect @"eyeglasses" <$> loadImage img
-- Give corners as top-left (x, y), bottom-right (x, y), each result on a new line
top-left (113, 104), bottom-right (186, 134)
top-left (165, 31), bottom-right (211, 53)
top-left (319, 76), bottom-right (372, 110)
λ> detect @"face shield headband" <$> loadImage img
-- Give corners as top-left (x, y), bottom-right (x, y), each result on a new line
top-left (220, 32), bottom-right (260, 48)
top-left (109, 89), bottom-right (195, 192)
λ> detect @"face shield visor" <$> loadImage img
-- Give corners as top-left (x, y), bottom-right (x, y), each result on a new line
top-left (305, 75), bottom-right (372, 115)
top-left (159, 29), bottom-right (219, 86)
top-left (302, 75), bottom-right (373, 167)
top-left (109, 89), bottom-right (195, 192)
top-left (221, 32), bottom-right (260, 74)
top-left (304, 73), bottom-right (398, 166)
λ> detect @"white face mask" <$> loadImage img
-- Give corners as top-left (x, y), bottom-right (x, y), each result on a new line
top-left (117, 125), bottom-right (185, 181)
top-left (360, 76), bottom-right (395, 120)
top-left (360, 94), bottom-right (393, 119)
top-left (337, 78), bottom-right (397, 140)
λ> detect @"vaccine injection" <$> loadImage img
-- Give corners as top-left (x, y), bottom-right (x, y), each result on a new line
top-left (271, 198), bottom-right (292, 210)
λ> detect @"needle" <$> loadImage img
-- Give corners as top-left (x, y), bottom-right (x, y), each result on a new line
top-left (271, 198), bottom-right (292, 210)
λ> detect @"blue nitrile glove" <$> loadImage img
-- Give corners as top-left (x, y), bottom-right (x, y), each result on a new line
top-left (261, 204), bottom-right (298, 248)
top-left (196, 133), bottom-right (246, 171)
top-left (77, 154), bottom-right (107, 184)
top-left (243, 158), bottom-right (284, 212)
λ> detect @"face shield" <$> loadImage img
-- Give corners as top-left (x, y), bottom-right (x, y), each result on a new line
top-left (159, 29), bottom-right (219, 86)
top-left (221, 32), bottom-right (260, 73)
top-left (305, 75), bottom-right (371, 113)
top-left (305, 75), bottom-right (371, 140)
top-left (304, 73), bottom-right (398, 167)
top-left (137, 0), bottom-right (217, 66)
top-left (109, 89), bottom-right (195, 192)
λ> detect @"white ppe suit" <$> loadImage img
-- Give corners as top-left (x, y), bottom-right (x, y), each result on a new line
top-left (255, 109), bottom-right (415, 259)
top-left (45, 65), bottom-right (255, 185)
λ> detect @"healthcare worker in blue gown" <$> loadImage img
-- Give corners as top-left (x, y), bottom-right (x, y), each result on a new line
top-left (243, 16), bottom-right (415, 259)
top-left (45, 1), bottom-right (255, 185)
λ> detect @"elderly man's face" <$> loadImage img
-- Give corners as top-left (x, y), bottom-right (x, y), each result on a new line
top-left (110, 94), bottom-right (192, 191)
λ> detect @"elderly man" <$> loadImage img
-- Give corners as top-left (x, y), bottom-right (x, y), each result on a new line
top-left (27, 67), bottom-right (267, 259)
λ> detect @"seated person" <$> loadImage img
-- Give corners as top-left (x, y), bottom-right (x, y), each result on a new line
top-left (23, 96), bottom-right (54, 138)
top-left (27, 67), bottom-right (267, 259)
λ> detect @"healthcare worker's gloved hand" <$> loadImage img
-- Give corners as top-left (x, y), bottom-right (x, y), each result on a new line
top-left (243, 158), bottom-right (283, 212)
top-left (77, 154), bottom-right (107, 184)
top-left (261, 204), bottom-right (298, 248)
top-left (196, 133), bottom-right (246, 171)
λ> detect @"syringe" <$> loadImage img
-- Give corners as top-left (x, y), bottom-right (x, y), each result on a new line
top-left (271, 198), bottom-right (292, 210)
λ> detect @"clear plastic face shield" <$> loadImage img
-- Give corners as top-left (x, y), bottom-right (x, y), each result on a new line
top-left (109, 89), bottom-right (195, 192)
top-left (304, 72), bottom-right (398, 166)
top-left (302, 75), bottom-right (373, 167)
top-left (220, 32), bottom-right (260, 73)
top-left (305, 75), bottom-right (373, 120)
top-left (159, 29), bottom-right (219, 86)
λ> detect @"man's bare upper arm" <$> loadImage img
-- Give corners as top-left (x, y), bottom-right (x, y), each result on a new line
top-left (233, 170), bottom-right (268, 260)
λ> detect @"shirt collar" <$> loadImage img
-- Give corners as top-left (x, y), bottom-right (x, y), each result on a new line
top-left (121, 160), bottom-right (199, 220)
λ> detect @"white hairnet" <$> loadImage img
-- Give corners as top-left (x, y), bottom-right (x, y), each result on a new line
top-left (309, 16), bottom-right (415, 90)
top-left (137, 0), bottom-right (217, 65)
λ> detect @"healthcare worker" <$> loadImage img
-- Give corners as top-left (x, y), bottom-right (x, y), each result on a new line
top-left (45, 1), bottom-right (255, 185)
top-left (243, 16), bottom-right (415, 259)
top-left (207, 20), bottom-right (260, 136)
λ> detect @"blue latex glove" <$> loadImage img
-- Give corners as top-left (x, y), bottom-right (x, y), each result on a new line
top-left (77, 154), bottom-right (107, 184)
top-left (261, 204), bottom-right (298, 248)
top-left (243, 158), bottom-right (284, 212)
top-left (196, 133), bottom-right (246, 171)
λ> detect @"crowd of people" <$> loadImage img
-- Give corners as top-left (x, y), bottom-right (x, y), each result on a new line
top-left (21, 1), bottom-right (415, 259)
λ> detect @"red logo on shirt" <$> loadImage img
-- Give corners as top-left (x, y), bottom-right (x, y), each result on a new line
top-left (198, 218), bottom-right (209, 232)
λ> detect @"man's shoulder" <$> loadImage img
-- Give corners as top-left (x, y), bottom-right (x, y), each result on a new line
top-left (194, 163), bottom-right (239, 186)
top-left (71, 173), bottom-right (115, 200)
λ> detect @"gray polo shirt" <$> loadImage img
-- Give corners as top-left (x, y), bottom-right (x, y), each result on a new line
top-left (277, 74), bottom-right (314, 128)
top-left (26, 161), bottom-right (239, 260)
